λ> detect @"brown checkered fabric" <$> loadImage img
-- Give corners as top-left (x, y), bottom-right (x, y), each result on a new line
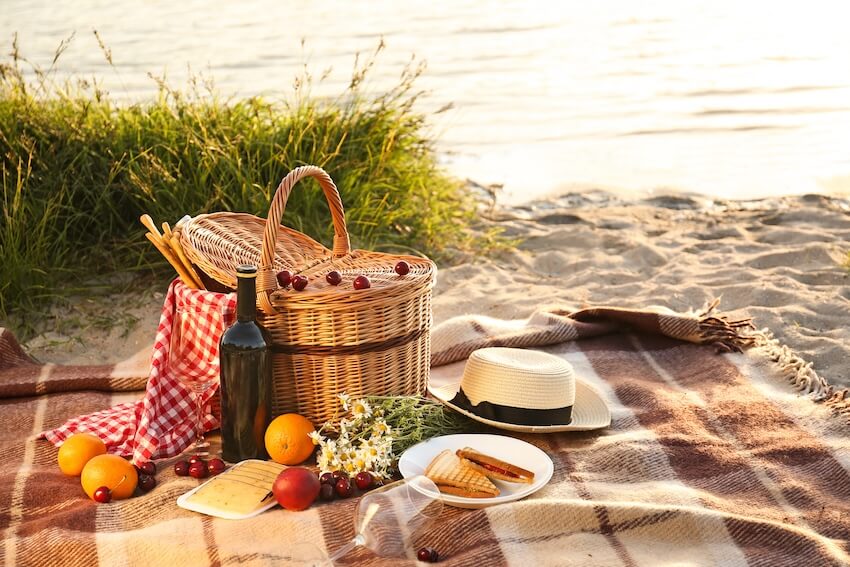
top-left (1, 301), bottom-right (848, 566)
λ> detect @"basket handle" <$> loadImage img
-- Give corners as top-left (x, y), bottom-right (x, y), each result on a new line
top-left (257, 165), bottom-right (351, 314)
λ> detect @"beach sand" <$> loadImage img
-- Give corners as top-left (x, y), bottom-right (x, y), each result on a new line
top-left (23, 192), bottom-right (850, 388)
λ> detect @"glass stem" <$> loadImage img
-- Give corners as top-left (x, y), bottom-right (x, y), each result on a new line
top-left (325, 535), bottom-right (364, 565)
top-left (194, 384), bottom-right (206, 447)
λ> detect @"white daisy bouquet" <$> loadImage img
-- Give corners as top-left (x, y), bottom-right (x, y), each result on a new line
top-left (310, 393), bottom-right (473, 478)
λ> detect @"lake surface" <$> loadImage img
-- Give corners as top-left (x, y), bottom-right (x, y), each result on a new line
top-left (4, 0), bottom-right (850, 203)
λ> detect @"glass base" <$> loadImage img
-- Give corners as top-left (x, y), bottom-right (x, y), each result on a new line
top-left (289, 542), bottom-right (327, 566)
top-left (189, 439), bottom-right (211, 456)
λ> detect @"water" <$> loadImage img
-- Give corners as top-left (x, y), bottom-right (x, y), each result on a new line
top-left (4, 0), bottom-right (850, 204)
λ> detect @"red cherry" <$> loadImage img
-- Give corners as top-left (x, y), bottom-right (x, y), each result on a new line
top-left (189, 462), bottom-right (208, 479)
top-left (319, 483), bottom-right (336, 501)
top-left (394, 261), bottom-right (410, 276)
top-left (353, 275), bottom-right (371, 290)
top-left (325, 271), bottom-right (342, 286)
top-left (292, 275), bottom-right (308, 291)
top-left (174, 460), bottom-right (190, 476)
top-left (319, 472), bottom-right (334, 485)
top-left (331, 470), bottom-right (345, 482)
top-left (138, 474), bottom-right (157, 493)
top-left (276, 270), bottom-right (292, 288)
top-left (417, 548), bottom-right (432, 562)
top-left (334, 477), bottom-right (352, 498)
top-left (93, 486), bottom-right (112, 503)
top-left (188, 455), bottom-right (205, 466)
top-left (207, 458), bottom-right (227, 476)
top-left (354, 471), bottom-right (373, 490)
top-left (137, 461), bottom-right (156, 476)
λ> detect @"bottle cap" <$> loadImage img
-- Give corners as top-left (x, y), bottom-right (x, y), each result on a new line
top-left (236, 264), bottom-right (258, 277)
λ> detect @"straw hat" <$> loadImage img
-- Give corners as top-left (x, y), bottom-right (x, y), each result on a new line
top-left (428, 348), bottom-right (610, 433)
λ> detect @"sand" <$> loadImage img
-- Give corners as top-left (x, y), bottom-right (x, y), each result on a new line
top-left (21, 192), bottom-right (850, 388)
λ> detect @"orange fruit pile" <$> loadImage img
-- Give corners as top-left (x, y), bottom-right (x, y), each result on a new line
top-left (58, 433), bottom-right (107, 476)
top-left (56, 432), bottom-right (140, 502)
top-left (265, 413), bottom-right (316, 465)
top-left (81, 454), bottom-right (138, 501)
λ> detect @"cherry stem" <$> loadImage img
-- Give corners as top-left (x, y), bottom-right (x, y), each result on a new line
top-left (112, 474), bottom-right (127, 491)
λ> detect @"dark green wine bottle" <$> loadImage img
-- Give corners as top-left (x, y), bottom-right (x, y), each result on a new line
top-left (219, 264), bottom-right (272, 462)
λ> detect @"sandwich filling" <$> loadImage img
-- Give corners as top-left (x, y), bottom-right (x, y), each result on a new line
top-left (478, 462), bottom-right (519, 478)
top-left (456, 447), bottom-right (535, 483)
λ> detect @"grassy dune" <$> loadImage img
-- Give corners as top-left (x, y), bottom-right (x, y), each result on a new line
top-left (1, 38), bottom-right (487, 329)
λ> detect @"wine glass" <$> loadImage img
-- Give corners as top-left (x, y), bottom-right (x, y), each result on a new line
top-left (293, 475), bottom-right (443, 565)
top-left (169, 305), bottom-right (226, 455)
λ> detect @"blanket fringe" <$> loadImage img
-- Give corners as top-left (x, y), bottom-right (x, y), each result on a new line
top-left (750, 326), bottom-right (850, 421)
top-left (753, 329), bottom-right (850, 420)
top-left (750, 327), bottom-right (831, 400)
top-left (697, 300), bottom-right (850, 421)
top-left (697, 299), bottom-right (757, 353)
top-left (827, 388), bottom-right (850, 420)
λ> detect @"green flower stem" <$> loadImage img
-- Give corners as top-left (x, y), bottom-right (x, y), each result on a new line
top-left (364, 396), bottom-right (475, 456)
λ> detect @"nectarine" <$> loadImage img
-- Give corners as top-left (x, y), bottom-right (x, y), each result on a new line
top-left (273, 467), bottom-right (321, 511)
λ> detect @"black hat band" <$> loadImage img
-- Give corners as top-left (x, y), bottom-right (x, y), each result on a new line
top-left (449, 387), bottom-right (573, 427)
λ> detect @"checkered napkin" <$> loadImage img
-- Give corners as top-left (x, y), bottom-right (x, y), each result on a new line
top-left (41, 279), bottom-right (235, 464)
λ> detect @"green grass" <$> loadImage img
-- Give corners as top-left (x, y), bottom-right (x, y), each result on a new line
top-left (1, 36), bottom-right (493, 335)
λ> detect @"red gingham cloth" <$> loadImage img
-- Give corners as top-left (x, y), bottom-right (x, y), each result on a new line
top-left (42, 279), bottom-right (236, 464)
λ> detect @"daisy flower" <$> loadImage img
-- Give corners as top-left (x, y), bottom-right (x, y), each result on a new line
top-left (351, 399), bottom-right (372, 420)
top-left (337, 392), bottom-right (351, 411)
top-left (372, 419), bottom-right (390, 437)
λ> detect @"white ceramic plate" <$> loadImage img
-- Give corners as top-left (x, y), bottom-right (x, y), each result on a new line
top-left (398, 434), bottom-right (554, 509)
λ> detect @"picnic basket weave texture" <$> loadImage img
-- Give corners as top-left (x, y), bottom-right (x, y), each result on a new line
top-left (178, 165), bottom-right (437, 424)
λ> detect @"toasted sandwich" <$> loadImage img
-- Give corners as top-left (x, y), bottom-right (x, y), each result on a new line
top-left (424, 449), bottom-right (500, 498)
top-left (456, 447), bottom-right (535, 484)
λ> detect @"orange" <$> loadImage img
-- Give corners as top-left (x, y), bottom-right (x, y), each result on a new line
top-left (265, 413), bottom-right (316, 465)
top-left (57, 433), bottom-right (107, 476)
top-left (80, 454), bottom-right (138, 501)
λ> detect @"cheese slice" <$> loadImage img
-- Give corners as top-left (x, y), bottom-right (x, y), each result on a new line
top-left (182, 460), bottom-right (285, 518)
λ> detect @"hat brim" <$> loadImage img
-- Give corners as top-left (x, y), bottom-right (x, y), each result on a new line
top-left (428, 378), bottom-right (611, 433)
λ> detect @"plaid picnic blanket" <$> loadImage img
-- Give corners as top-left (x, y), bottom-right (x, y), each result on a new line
top-left (1, 300), bottom-right (849, 565)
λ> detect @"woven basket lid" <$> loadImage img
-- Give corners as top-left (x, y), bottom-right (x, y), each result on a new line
top-left (179, 165), bottom-right (436, 314)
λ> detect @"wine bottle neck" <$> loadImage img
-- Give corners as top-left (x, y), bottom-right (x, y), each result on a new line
top-left (236, 275), bottom-right (257, 321)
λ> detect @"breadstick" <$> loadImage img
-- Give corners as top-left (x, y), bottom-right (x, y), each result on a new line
top-left (170, 233), bottom-right (204, 289)
top-left (163, 221), bottom-right (204, 289)
top-left (145, 232), bottom-right (199, 289)
top-left (140, 214), bottom-right (162, 239)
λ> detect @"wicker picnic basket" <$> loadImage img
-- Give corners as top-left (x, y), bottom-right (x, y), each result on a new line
top-left (177, 165), bottom-right (436, 425)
